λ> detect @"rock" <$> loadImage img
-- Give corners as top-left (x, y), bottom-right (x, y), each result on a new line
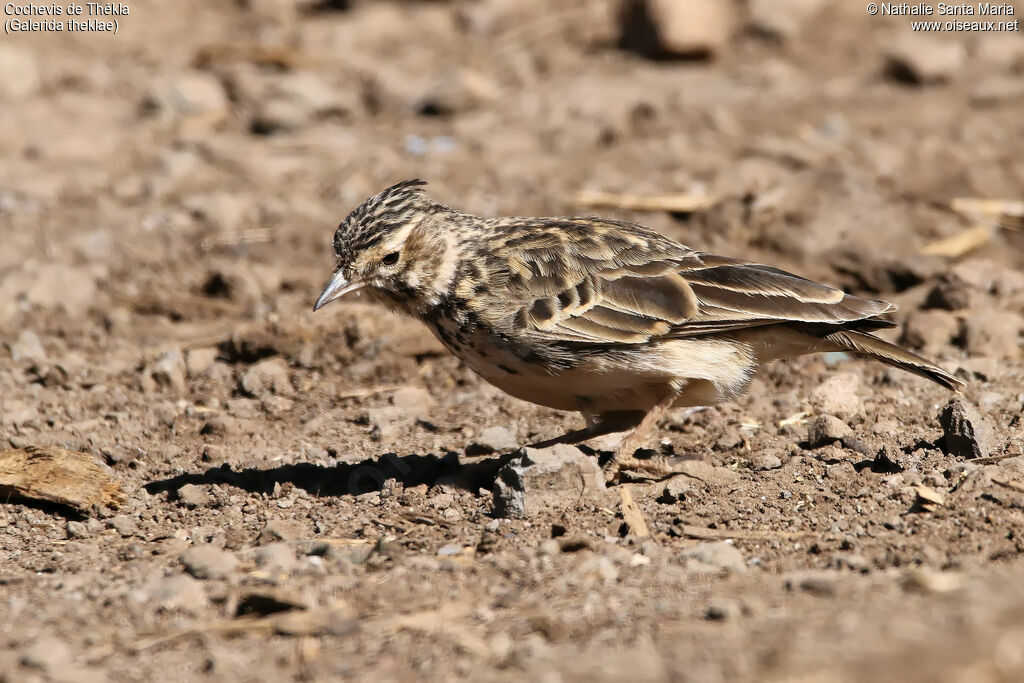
top-left (181, 545), bottom-right (239, 580)
top-left (807, 415), bottom-right (853, 448)
top-left (619, 0), bottom-right (735, 59)
top-left (1, 399), bottom-right (39, 428)
top-left (186, 348), bottom-right (219, 378)
top-left (259, 518), bottom-right (307, 544)
top-left (146, 349), bottom-right (187, 394)
top-left (924, 273), bottom-right (971, 311)
top-left (886, 36), bottom-right (967, 84)
top-left (143, 71), bottom-right (229, 118)
top-left (491, 445), bottom-right (606, 519)
top-left (391, 386), bottom-right (435, 413)
top-left (810, 372), bottom-right (861, 419)
top-left (107, 515), bottom-right (137, 537)
top-left (7, 330), bottom-right (46, 363)
top-left (177, 483), bottom-right (212, 508)
top-left (675, 459), bottom-right (741, 485)
top-left (705, 599), bottom-right (741, 621)
top-left (939, 400), bottom-right (995, 460)
top-left (657, 477), bottom-right (690, 503)
top-left (679, 541), bottom-right (745, 573)
top-left (748, 0), bottom-right (822, 39)
top-left (963, 311), bottom-right (1023, 359)
top-left (16, 264), bottom-right (99, 315)
top-left (970, 76), bottom-right (1024, 106)
top-left (0, 44), bottom-right (40, 99)
top-left (415, 68), bottom-right (500, 116)
top-left (251, 72), bottom-right (358, 133)
top-left (239, 358), bottom-right (292, 397)
top-left (144, 574), bottom-right (208, 612)
top-left (66, 520), bottom-right (89, 539)
top-left (901, 309), bottom-right (960, 354)
top-left (20, 635), bottom-right (71, 670)
top-left (468, 425), bottom-right (519, 454)
top-left (751, 452), bottom-right (783, 471)
top-left (785, 570), bottom-right (839, 596)
top-left (252, 542), bottom-right (298, 574)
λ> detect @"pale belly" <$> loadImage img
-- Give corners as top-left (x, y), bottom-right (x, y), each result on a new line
top-left (436, 326), bottom-right (759, 416)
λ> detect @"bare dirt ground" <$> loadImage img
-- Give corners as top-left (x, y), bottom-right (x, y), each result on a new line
top-left (2, 1), bottom-right (1024, 681)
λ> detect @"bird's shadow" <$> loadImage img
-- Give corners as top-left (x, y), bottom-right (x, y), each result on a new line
top-left (144, 451), bottom-right (515, 500)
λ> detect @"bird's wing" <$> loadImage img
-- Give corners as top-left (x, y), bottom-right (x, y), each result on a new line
top-left (482, 219), bottom-right (894, 347)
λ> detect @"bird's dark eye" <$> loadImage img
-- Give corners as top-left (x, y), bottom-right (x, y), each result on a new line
top-left (381, 251), bottom-right (400, 266)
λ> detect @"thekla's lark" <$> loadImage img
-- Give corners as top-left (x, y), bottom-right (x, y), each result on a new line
top-left (314, 181), bottom-right (962, 481)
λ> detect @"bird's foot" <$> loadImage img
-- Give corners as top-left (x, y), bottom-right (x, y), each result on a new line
top-left (603, 451), bottom-right (692, 484)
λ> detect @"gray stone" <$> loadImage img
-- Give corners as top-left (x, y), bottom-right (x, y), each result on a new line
top-left (807, 415), bottom-right (853, 448)
top-left (491, 444), bottom-right (605, 518)
top-left (181, 545), bottom-right (239, 579)
top-left (939, 399), bottom-right (995, 459)
top-left (107, 515), bottom-right (137, 538)
top-left (679, 541), bottom-right (745, 573)
top-left (177, 483), bottom-right (212, 508)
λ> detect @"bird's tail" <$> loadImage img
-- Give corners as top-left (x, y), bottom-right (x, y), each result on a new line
top-left (823, 330), bottom-right (964, 391)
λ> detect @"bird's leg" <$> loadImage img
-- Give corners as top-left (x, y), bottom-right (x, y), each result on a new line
top-left (527, 409), bottom-right (642, 450)
top-left (604, 389), bottom-right (682, 484)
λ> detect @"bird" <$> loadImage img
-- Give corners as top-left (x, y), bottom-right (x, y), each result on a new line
top-left (314, 180), bottom-right (964, 482)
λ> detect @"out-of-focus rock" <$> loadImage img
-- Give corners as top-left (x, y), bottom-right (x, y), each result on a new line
top-left (186, 348), bottom-right (219, 378)
top-left (924, 273), bottom-right (971, 310)
top-left (679, 541), bottom-right (745, 573)
top-left (491, 445), bottom-right (606, 519)
top-left (180, 545), bottom-right (239, 579)
top-left (251, 72), bottom-right (358, 134)
top-left (939, 399), bottom-right (995, 460)
top-left (0, 45), bottom-right (41, 99)
top-left (970, 76), bottom-right (1024, 106)
top-left (886, 36), bottom-right (967, 84)
top-left (748, 0), bottom-right (823, 40)
top-left (963, 311), bottom-right (1023, 359)
top-left (618, 0), bottom-right (735, 59)
top-left (259, 518), bottom-right (307, 544)
top-left (143, 574), bottom-right (209, 612)
top-left (751, 451), bottom-right (783, 471)
top-left (901, 310), bottom-right (960, 354)
top-left (7, 330), bottom-right (46, 363)
top-left (810, 372), bottom-right (861, 419)
top-left (145, 349), bottom-right (188, 395)
top-left (143, 72), bottom-right (230, 119)
top-left (415, 69), bottom-right (500, 116)
top-left (239, 358), bottom-right (292, 397)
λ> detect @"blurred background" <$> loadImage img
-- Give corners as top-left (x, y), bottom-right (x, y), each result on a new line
top-left (2, 1), bottom-right (1024, 681)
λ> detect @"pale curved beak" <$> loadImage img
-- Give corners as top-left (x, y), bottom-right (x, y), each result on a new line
top-left (313, 270), bottom-right (367, 311)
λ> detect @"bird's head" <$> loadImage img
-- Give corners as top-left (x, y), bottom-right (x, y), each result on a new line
top-left (314, 180), bottom-right (457, 316)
